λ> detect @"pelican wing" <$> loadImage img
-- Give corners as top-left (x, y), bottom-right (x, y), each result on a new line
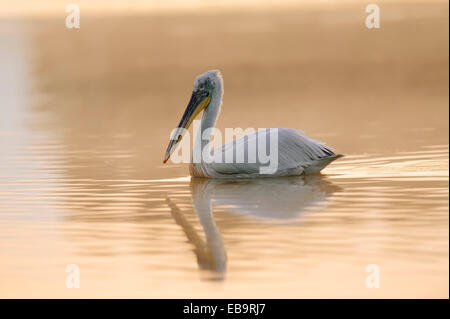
top-left (209, 128), bottom-right (339, 177)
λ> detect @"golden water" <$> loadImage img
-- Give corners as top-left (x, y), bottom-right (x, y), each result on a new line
top-left (0, 2), bottom-right (448, 297)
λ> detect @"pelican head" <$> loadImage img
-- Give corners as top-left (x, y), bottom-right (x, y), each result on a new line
top-left (163, 70), bottom-right (223, 163)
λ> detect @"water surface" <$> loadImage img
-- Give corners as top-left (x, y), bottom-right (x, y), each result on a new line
top-left (0, 3), bottom-right (448, 298)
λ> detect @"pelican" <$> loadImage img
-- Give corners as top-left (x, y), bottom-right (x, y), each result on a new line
top-left (163, 70), bottom-right (342, 178)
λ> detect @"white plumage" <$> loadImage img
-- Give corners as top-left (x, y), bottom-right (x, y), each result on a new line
top-left (164, 70), bottom-right (342, 178)
top-left (190, 127), bottom-right (341, 178)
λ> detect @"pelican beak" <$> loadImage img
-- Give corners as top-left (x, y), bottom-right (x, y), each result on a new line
top-left (163, 90), bottom-right (211, 164)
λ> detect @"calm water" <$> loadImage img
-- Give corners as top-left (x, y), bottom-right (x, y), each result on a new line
top-left (0, 3), bottom-right (448, 298)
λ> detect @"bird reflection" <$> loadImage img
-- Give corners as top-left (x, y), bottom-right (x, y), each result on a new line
top-left (166, 196), bottom-right (227, 281)
top-left (167, 175), bottom-right (340, 281)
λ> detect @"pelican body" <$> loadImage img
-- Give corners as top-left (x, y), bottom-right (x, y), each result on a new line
top-left (163, 70), bottom-right (342, 178)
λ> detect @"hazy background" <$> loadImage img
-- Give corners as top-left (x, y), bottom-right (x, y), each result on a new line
top-left (0, 0), bottom-right (448, 298)
top-left (14, 0), bottom-right (449, 179)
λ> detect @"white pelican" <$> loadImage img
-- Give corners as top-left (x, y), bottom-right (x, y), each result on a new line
top-left (163, 70), bottom-right (342, 178)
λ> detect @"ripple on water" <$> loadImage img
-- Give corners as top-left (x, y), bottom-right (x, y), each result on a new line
top-left (0, 143), bottom-right (448, 297)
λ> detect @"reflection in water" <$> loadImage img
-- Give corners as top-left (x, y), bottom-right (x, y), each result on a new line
top-left (193, 176), bottom-right (340, 220)
top-left (1, 2), bottom-right (448, 297)
top-left (167, 176), bottom-right (340, 280)
top-left (167, 197), bottom-right (227, 281)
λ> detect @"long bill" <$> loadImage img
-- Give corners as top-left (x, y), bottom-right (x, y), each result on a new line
top-left (163, 90), bottom-right (211, 163)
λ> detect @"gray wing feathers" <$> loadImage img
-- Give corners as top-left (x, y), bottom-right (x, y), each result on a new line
top-left (210, 128), bottom-right (339, 176)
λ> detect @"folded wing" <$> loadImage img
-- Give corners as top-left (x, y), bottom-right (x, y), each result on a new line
top-left (209, 128), bottom-right (340, 177)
